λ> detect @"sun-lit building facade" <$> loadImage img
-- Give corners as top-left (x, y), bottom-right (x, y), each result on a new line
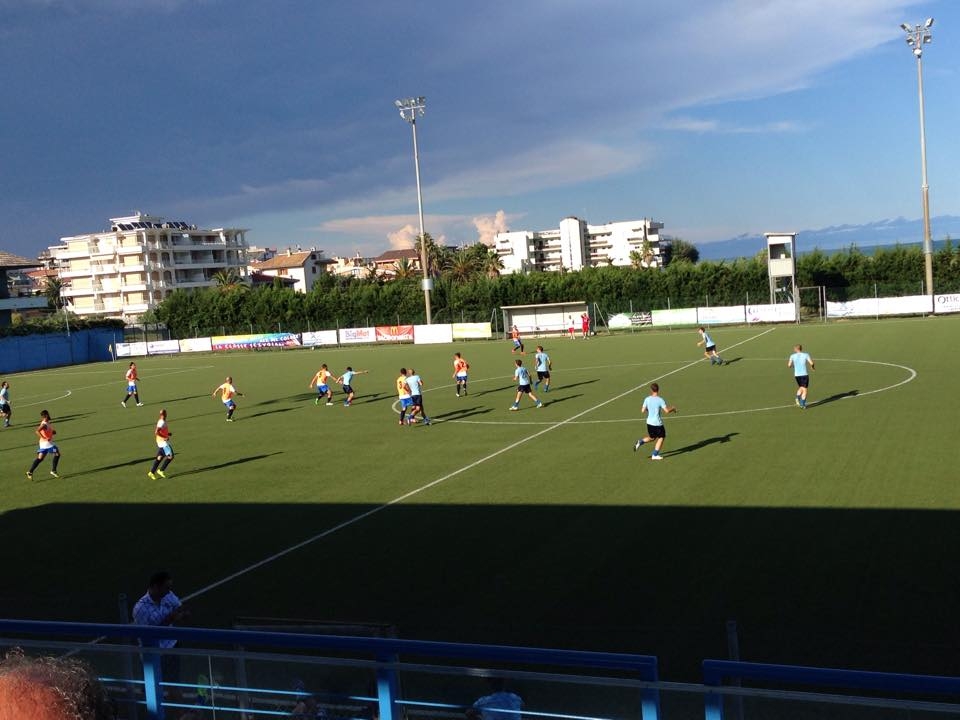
top-left (50, 212), bottom-right (249, 321)
top-left (494, 217), bottom-right (665, 274)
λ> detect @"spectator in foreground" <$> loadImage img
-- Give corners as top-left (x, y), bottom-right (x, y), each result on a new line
top-left (0, 649), bottom-right (115, 720)
top-left (467, 678), bottom-right (523, 720)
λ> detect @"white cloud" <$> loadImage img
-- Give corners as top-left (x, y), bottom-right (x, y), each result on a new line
top-left (663, 117), bottom-right (807, 134)
top-left (472, 210), bottom-right (511, 246)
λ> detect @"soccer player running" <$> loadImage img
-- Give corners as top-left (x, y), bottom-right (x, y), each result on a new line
top-left (122, 361), bottom-right (144, 406)
top-left (26, 409), bottom-right (61, 479)
top-left (788, 344), bottom-right (815, 409)
top-left (452, 352), bottom-right (470, 397)
top-left (212, 376), bottom-right (243, 421)
top-left (338, 366), bottom-right (368, 407)
top-left (697, 327), bottom-right (724, 365)
top-left (309, 364), bottom-right (336, 405)
top-left (148, 409), bottom-right (174, 479)
top-left (396, 368), bottom-right (414, 425)
top-left (510, 358), bottom-right (543, 411)
top-left (406, 368), bottom-right (431, 425)
top-left (0, 380), bottom-right (11, 427)
top-left (633, 383), bottom-right (677, 460)
top-left (533, 345), bottom-right (552, 392)
top-left (510, 325), bottom-right (525, 355)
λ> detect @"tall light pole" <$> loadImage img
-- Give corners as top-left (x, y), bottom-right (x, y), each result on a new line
top-left (901, 18), bottom-right (935, 298)
top-left (395, 96), bottom-right (432, 324)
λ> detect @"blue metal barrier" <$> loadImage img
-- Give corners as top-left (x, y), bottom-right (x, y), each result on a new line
top-left (0, 619), bottom-right (660, 720)
top-left (702, 659), bottom-right (960, 720)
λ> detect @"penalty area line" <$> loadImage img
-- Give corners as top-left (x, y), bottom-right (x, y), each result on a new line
top-left (184, 328), bottom-right (777, 603)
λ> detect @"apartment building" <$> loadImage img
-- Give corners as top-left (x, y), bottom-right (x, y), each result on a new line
top-left (51, 213), bottom-right (249, 321)
top-left (494, 217), bottom-right (665, 274)
top-left (248, 248), bottom-right (334, 293)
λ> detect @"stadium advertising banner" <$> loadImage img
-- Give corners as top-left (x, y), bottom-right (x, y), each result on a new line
top-left (414, 323), bottom-right (454, 344)
top-left (301, 330), bottom-right (339, 347)
top-left (375, 325), bottom-right (415, 342)
top-left (827, 295), bottom-right (932, 318)
top-left (935, 294), bottom-right (960, 314)
top-left (451, 322), bottom-right (492, 339)
top-left (651, 308), bottom-right (698, 327)
top-left (607, 312), bottom-right (652, 329)
top-left (339, 327), bottom-right (376, 344)
top-left (211, 333), bottom-right (301, 351)
top-left (146, 340), bottom-right (180, 355)
top-left (179, 337), bottom-right (213, 353)
top-left (697, 305), bottom-right (746, 325)
top-left (747, 304), bottom-right (797, 323)
top-left (116, 342), bottom-right (148, 357)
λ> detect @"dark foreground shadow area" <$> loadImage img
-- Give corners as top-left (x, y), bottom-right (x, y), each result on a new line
top-left (2, 502), bottom-right (960, 682)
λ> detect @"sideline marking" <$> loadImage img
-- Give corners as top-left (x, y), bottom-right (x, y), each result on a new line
top-left (444, 358), bottom-right (919, 425)
top-left (183, 327), bottom-right (776, 602)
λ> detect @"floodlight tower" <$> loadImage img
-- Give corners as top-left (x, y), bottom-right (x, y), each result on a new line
top-left (900, 18), bottom-right (935, 298)
top-left (395, 96), bottom-right (432, 324)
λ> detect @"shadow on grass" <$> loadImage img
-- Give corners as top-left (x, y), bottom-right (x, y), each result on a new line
top-left (433, 406), bottom-right (493, 421)
top-left (243, 408), bottom-right (297, 420)
top-left (550, 379), bottom-right (598, 391)
top-left (663, 432), bottom-right (739, 457)
top-left (720, 357), bottom-right (743, 365)
top-left (537, 393), bottom-right (582, 407)
top-left (158, 394), bottom-right (211, 403)
top-left (70, 457), bottom-right (156, 477)
top-left (812, 390), bottom-right (859, 407)
top-left (175, 451), bottom-right (283, 477)
top-left (466, 385), bottom-right (515, 398)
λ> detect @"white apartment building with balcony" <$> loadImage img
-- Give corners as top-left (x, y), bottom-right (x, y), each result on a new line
top-left (494, 216), bottom-right (665, 274)
top-left (50, 213), bottom-right (249, 321)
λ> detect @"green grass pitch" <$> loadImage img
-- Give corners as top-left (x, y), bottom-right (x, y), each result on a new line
top-left (1, 316), bottom-right (958, 679)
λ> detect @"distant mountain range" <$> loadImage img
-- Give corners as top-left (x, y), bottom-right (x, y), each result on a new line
top-left (696, 215), bottom-right (960, 261)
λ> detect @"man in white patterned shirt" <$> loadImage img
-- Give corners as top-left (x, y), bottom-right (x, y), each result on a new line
top-left (133, 571), bottom-right (189, 688)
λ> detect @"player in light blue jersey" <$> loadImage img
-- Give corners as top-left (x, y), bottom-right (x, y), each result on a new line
top-left (633, 383), bottom-right (677, 460)
top-left (510, 359), bottom-right (542, 410)
top-left (533, 345), bottom-right (552, 392)
top-left (337, 366), bottom-right (369, 407)
top-left (697, 327), bottom-right (724, 365)
top-left (405, 368), bottom-right (431, 425)
top-left (787, 344), bottom-right (815, 408)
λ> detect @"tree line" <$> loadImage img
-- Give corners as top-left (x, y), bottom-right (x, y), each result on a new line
top-left (138, 240), bottom-right (960, 337)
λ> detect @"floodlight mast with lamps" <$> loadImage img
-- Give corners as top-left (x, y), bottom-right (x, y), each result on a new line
top-left (395, 96), bottom-right (432, 324)
top-left (901, 19), bottom-right (935, 298)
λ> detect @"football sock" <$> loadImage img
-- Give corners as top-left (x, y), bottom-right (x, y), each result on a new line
top-left (161, 459), bottom-right (172, 471)
top-left (51, 456), bottom-right (60, 472)
top-left (29, 459), bottom-right (41, 473)
top-left (151, 460), bottom-right (160, 473)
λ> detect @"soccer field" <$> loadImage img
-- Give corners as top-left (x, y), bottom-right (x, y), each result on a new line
top-left (1, 316), bottom-right (958, 679)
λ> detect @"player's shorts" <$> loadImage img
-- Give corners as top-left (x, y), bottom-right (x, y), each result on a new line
top-left (127, 382), bottom-right (137, 392)
top-left (513, 339), bottom-right (523, 347)
top-left (318, 384), bottom-right (330, 394)
top-left (410, 394), bottom-right (423, 407)
top-left (455, 373), bottom-right (468, 381)
top-left (37, 444), bottom-right (59, 456)
top-left (646, 424), bottom-right (666, 439)
top-left (0, 402), bottom-right (9, 414)
top-left (537, 371), bottom-right (551, 380)
top-left (705, 345), bottom-right (717, 353)
top-left (157, 443), bottom-right (174, 458)
top-left (399, 397), bottom-right (413, 409)
top-left (795, 375), bottom-right (809, 388)
top-left (342, 385), bottom-right (354, 395)
top-left (518, 384), bottom-right (533, 395)
top-left (223, 399), bottom-right (236, 409)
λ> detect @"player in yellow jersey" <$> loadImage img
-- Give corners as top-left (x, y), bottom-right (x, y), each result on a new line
top-left (396, 368), bottom-right (413, 426)
top-left (309, 364), bottom-right (336, 405)
top-left (148, 409), bottom-right (174, 479)
top-left (212, 376), bottom-right (243, 421)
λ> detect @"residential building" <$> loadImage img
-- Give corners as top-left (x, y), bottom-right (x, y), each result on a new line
top-left (329, 253), bottom-right (374, 280)
top-left (371, 249), bottom-right (421, 279)
top-left (494, 217), bottom-right (665, 274)
top-left (50, 213), bottom-right (249, 321)
top-left (248, 248), bottom-right (334, 293)
top-left (0, 251), bottom-right (47, 326)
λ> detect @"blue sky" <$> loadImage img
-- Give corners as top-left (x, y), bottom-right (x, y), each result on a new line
top-left (0, 0), bottom-right (956, 259)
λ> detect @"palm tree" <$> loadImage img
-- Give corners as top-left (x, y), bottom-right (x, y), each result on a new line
top-left (44, 276), bottom-right (66, 309)
top-left (213, 268), bottom-right (247, 292)
top-left (629, 250), bottom-right (645, 269)
top-left (482, 250), bottom-right (505, 278)
top-left (414, 233), bottom-right (443, 277)
top-left (393, 256), bottom-right (416, 280)
top-left (445, 251), bottom-right (478, 281)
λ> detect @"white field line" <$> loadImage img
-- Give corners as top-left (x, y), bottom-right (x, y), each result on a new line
top-left (444, 358), bottom-right (919, 424)
top-left (14, 366), bottom-right (214, 406)
top-left (182, 327), bottom-right (777, 602)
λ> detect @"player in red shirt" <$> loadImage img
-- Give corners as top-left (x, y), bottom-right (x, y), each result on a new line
top-left (122, 362), bottom-right (143, 407)
top-left (581, 312), bottom-right (590, 339)
top-left (26, 409), bottom-right (61, 480)
top-left (452, 353), bottom-right (470, 397)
